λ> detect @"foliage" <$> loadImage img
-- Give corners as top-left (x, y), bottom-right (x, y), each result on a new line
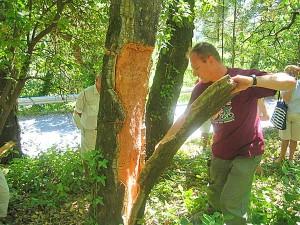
top-left (4, 149), bottom-right (107, 225)
top-left (18, 102), bottom-right (74, 116)
top-left (2, 128), bottom-right (300, 224)
top-left (156, 0), bottom-right (194, 52)
top-left (196, 0), bottom-right (300, 71)
top-left (0, 0), bottom-right (109, 98)
top-left (144, 128), bottom-right (300, 225)
top-left (20, 0), bottom-right (109, 97)
top-left (250, 128), bottom-right (300, 225)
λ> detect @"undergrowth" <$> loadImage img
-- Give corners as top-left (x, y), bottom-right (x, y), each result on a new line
top-left (1, 128), bottom-right (299, 224)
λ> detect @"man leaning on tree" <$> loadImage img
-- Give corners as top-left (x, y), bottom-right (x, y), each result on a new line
top-left (187, 42), bottom-right (295, 225)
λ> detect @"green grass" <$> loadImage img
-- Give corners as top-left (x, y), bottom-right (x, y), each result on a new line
top-left (18, 102), bottom-right (75, 117)
top-left (145, 128), bottom-right (300, 225)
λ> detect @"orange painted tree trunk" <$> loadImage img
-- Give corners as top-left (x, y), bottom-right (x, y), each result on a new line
top-left (95, 1), bottom-right (162, 224)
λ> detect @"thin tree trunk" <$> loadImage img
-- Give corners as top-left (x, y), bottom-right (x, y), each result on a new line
top-left (221, 0), bottom-right (225, 61)
top-left (94, 1), bottom-right (161, 224)
top-left (0, 107), bottom-right (22, 164)
top-left (146, 0), bottom-right (195, 159)
top-left (231, 0), bottom-right (237, 67)
top-left (250, 53), bottom-right (261, 69)
top-left (139, 0), bottom-right (194, 222)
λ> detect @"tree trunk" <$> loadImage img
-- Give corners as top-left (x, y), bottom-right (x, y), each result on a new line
top-left (0, 107), bottom-right (22, 164)
top-left (0, 0), bottom-right (68, 135)
top-left (250, 53), bottom-right (261, 69)
top-left (130, 75), bottom-right (234, 225)
top-left (145, 0), bottom-right (195, 159)
top-left (137, 0), bottom-right (195, 222)
top-left (94, 1), bottom-right (161, 224)
top-left (231, 0), bottom-right (237, 68)
top-left (221, 0), bottom-right (225, 61)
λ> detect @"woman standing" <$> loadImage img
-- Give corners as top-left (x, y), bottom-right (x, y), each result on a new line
top-left (277, 65), bottom-right (300, 162)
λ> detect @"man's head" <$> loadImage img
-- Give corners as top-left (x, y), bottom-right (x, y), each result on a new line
top-left (95, 74), bottom-right (101, 93)
top-left (189, 42), bottom-right (224, 82)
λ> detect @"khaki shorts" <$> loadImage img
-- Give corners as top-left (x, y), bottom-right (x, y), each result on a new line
top-left (279, 112), bottom-right (300, 141)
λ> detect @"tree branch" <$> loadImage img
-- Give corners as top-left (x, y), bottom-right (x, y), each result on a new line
top-left (28, 0), bottom-right (68, 54)
top-left (273, 10), bottom-right (299, 37)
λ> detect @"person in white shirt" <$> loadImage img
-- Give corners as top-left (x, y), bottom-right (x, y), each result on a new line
top-left (73, 75), bottom-right (101, 152)
top-left (277, 65), bottom-right (300, 162)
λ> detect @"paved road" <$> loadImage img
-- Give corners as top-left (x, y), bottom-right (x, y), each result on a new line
top-left (19, 97), bottom-right (277, 157)
top-left (19, 113), bottom-right (80, 156)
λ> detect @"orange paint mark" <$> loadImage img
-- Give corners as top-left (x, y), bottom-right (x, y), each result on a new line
top-left (115, 43), bottom-right (153, 221)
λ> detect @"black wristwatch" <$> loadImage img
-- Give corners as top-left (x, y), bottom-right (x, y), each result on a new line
top-left (250, 74), bottom-right (257, 86)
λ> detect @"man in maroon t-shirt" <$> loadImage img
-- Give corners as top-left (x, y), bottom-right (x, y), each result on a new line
top-left (187, 42), bottom-right (295, 225)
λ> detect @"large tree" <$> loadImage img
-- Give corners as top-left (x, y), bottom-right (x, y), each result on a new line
top-left (94, 0), bottom-right (162, 224)
top-left (0, 0), bottom-right (69, 134)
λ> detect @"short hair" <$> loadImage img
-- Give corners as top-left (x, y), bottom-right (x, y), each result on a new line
top-left (191, 42), bottom-right (221, 62)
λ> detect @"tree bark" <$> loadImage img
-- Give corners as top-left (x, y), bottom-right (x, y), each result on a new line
top-left (145, 0), bottom-right (195, 159)
top-left (231, 0), bottom-right (237, 68)
top-left (94, 1), bottom-right (161, 224)
top-left (138, 0), bottom-right (195, 222)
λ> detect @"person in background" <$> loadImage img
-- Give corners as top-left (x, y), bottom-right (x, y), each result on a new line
top-left (276, 65), bottom-right (300, 163)
top-left (0, 143), bottom-right (11, 220)
top-left (73, 75), bottom-right (101, 153)
top-left (258, 98), bottom-right (269, 121)
top-left (255, 98), bottom-right (270, 175)
top-left (180, 42), bottom-right (296, 224)
top-left (0, 170), bottom-right (9, 221)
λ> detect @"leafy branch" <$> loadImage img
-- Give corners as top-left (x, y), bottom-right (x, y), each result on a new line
top-left (28, 0), bottom-right (69, 54)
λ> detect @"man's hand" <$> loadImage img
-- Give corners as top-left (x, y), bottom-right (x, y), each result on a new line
top-left (231, 75), bottom-right (253, 94)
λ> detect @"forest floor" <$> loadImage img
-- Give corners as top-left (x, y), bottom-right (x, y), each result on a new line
top-left (2, 128), bottom-right (300, 225)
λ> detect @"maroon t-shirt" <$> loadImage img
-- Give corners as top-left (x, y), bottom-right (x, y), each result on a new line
top-left (188, 68), bottom-right (276, 160)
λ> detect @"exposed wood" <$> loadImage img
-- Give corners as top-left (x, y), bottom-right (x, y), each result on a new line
top-left (94, 1), bottom-right (161, 224)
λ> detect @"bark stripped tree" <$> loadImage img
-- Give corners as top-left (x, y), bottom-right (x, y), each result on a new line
top-left (94, 1), bottom-right (162, 224)
top-left (94, 1), bottom-right (238, 225)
